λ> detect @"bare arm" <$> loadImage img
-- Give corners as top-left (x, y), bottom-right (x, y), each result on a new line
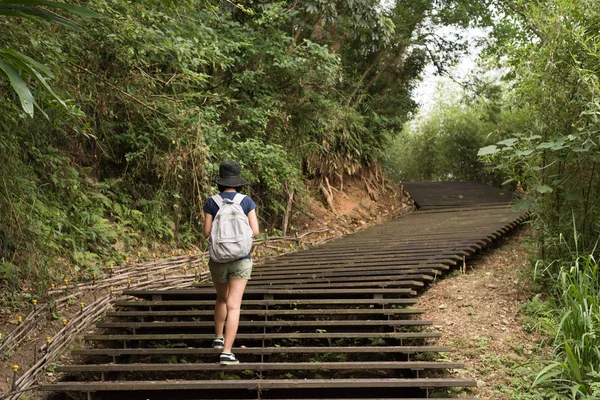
top-left (248, 209), bottom-right (259, 237)
top-left (204, 212), bottom-right (213, 238)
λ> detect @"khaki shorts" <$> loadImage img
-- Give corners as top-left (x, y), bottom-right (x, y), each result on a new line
top-left (209, 258), bottom-right (253, 283)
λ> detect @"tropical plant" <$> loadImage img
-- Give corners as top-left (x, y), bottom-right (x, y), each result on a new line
top-left (0, 0), bottom-right (101, 116)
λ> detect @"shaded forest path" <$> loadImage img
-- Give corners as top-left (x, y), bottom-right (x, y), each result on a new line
top-left (42, 182), bottom-right (526, 400)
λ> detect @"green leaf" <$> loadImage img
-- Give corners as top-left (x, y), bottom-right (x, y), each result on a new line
top-left (0, 0), bottom-right (102, 17)
top-left (0, 58), bottom-right (34, 116)
top-left (532, 184), bottom-right (553, 194)
top-left (0, 49), bottom-right (67, 109)
top-left (0, 7), bottom-right (28, 16)
top-left (564, 343), bottom-right (582, 382)
top-left (536, 142), bottom-right (555, 149)
top-left (524, 134), bottom-right (542, 141)
top-left (515, 149), bottom-right (534, 156)
top-left (497, 138), bottom-right (518, 147)
top-left (532, 362), bottom-right (564, 387)
top-left (1, 48), bottom-right (53, 77)
top-left (512, 197), bottom-right (533, 212)
top-left (19, 7), bottom-right (84, 31)
top-left (478, 145), bottom-right (499, 156)
top-left (0, 4), bottom-right (83, 31)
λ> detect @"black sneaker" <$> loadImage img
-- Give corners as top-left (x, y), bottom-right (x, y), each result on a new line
top-left (212, 337), bottom-right (224, 349)
top-left (219, 352), bottom-right (239, 365)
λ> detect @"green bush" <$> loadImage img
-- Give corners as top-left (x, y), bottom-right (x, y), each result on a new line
top-left (532, 254), bottom-right (600, 397)
top-left (384, 86), bottom-right (508, 182)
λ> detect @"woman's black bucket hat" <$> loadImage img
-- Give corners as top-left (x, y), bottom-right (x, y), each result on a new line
top-left (215, 160), bottom-right (250, 187)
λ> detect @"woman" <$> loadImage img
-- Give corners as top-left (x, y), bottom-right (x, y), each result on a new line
top-left (203, 161), bottom-right (259, 364)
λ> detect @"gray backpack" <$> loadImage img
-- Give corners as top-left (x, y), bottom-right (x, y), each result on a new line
top-left (209, 193), bottom-right (253, 263)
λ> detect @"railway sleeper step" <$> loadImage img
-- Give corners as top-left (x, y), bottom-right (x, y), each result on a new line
top-left (262, 252), bottom-right (465, 265)
top-left (96, 320), bottom-right (433, 331)
top-left (56, 361), bottom-right (464, 373)
top-left (72, 345), bottom-right (453, 358)
top-left (195, 280), bottom-right (427, 290)
top-left (249, 257), bottom-right (460, 268)
top-left (105, 308), bottom-right (424, 318)
top-left (250, 266), bottom-right (446, 280)
top-left (122, 288), bottom-right (416, 301)
top-left (246, 272), bottom-right (437, 285)
top-left (113, 298), bottom-right (419, 308)
top-left (42, 377), bottom-right (478, 391)
top-left (84, 332), bottom-right (442, 342)
top-left (276, 239), bottom-right (486, 254)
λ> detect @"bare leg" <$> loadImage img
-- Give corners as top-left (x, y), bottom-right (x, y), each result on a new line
top-left (223, 278), bottom-right (248, 353)
top-left (213, 281), bottom-right (228, 338)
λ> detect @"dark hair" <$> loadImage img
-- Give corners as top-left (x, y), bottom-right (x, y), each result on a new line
top-left (217, 184), bottom-right (243, 192)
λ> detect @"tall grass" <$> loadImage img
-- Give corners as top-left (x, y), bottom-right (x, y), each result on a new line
top-left (533, 254), bottom-right (600, 398)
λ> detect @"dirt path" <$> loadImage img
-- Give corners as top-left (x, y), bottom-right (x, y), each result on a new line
top-left (418, 227), bottom-right (548, 399)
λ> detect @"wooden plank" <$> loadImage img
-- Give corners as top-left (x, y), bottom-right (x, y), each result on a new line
top-left (194, 280), bottom-right (427, 290)
top-left (106, 308), bottom-right (422, 317)
top-left (85, 332), bottom-right (442, 341)
top-left (269, 242), bottom-right (480, 256)
top-left (72, 345), bottom-right (453, 357)
top-left (57, 361), bottom-right (464, 372)
top-left (97, 319), bottom-right (432, 329)
top-left (262, 239), bottom-right (484, 256)
top-left (250, 263), bottom-right (450, 276)
top-left (255, 255), bottom-right (461, 268)
top-left (114, 298), bottom-right (418, 308)
top-left (242, 280), bottom-right (426, 290)
top-left (249, 269), bottom-right (440, 282)
top-left (123, 288), bottom-right (415, 299)
top-left (42, 378), bottom-right (477, 391)
top-left (266, 251), bottom-right (466, 264)
top-left (245, 273), bottom-right (435, 286)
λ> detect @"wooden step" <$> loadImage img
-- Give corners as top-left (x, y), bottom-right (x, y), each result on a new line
top-left (122, 288), bottom-right (416, 301)
top-left (85, 332), bottom-right (442, 342)
top-left (114, 298), bottom-right (418, 308)
top-left (250, 263), bottom-right (450, 277)
top-left (42, 378), bottom-right (478, 391)
top-left (194, 280), bottom-right (426, 290)
top-left (105, 308), bottom-right (423, 318)
top-left (56, 361), bottom-right (464, 373)
top-left (96, 319), bottom-right (432, 330)
top-left (72, 345), bottom-right (452, 357)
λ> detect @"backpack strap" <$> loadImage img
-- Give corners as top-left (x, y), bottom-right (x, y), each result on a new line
top-left (232, 193), bottom-right (246, 206)
top-left (211, 194), bottom-right (224, 209)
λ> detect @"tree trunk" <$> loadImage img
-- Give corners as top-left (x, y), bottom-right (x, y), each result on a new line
top-left (282, 189), bottom-right (295, 236)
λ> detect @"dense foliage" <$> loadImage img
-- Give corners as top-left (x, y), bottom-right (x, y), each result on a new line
top-left (478, 1), bottom-right (600, 396)
top-left (0, 0), bottom-right (492, 293)
top-left (479, 0), bottom-right (600, 261)
top-left (384, 79), bottom-right (516, 182)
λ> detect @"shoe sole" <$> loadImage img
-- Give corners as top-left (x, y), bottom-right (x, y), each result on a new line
top-left (220, 360), bottom-right (239, 365)
top-left (213, 345), bottom-right (224, 349)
